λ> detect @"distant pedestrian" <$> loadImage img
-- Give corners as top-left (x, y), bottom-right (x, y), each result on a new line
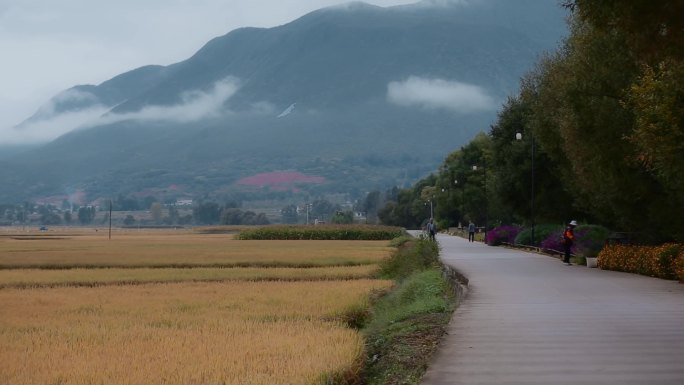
top-left (468, 221), bottom-right (476, 242)
top-left (427, 218), bottom-right (436, 241)
top-left (562, 220), bottom-right (577, 265)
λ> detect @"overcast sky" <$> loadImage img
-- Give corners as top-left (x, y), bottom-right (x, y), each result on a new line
top-left (0, 0), bottom-right (417, 137)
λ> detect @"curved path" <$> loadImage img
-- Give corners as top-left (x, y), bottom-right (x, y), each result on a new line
top-left (421, 233), bottom-right (684, 385)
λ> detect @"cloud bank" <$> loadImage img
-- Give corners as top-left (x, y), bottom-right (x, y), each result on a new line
top-left (1, 107), bottom-right (110, 145)
top-left (0, 77), bottom-right (241, 145)
top-left (387, 76), bottom-right (495, 113)
top-left (109, 77), bottom-right (240, 124)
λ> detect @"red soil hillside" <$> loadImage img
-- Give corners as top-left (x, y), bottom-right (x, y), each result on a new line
top-left (236, 172), bottom-right (326, 191)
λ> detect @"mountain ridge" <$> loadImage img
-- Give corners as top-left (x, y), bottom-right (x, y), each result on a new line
top-left (0, 0), bottom-right (568, 204)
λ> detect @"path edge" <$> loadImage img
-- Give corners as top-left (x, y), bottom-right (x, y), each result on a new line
top-left (441, 261), bottom-right (469, 305)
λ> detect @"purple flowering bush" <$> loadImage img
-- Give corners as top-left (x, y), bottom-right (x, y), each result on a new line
top-left (540, 230), bottom-right (567, 252)
top-left (539, 224), bottom-right (609, 257)
top-left (485, 225), bottom-right (523, 246)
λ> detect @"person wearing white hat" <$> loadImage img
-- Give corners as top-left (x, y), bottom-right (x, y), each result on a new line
top-left (562, 220), bottom-right (577, 265)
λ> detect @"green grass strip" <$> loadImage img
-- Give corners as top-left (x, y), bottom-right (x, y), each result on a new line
top-left (360, 238), bottom-right (457, 385)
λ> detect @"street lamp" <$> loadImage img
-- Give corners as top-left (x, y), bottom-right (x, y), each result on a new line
top-left (109, 199), bottom-right (112, 240)
top-left (472, 164), bottom-right (487, 239)
top-left (516, 132), bottom-right (535, 245)
top-left (454, 179), bottom-right (464, 224)
top-left (425, 199), bottom-right (433, 218)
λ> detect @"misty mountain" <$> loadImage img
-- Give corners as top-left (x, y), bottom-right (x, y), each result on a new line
top-left (0, 0), bottom-right (568, 204)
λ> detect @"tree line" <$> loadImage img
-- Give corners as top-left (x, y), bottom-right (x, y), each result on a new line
top-left (0, 201), bottom-right (270, 227)
top-left (376, 1), bottom-right (684, 243)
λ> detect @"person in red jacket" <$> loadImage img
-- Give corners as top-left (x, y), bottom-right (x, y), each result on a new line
top-left (562, 220), bottom-right (577, 265)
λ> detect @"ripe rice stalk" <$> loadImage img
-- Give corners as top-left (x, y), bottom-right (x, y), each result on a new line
top-left (0, 265), bottom-right (380, 289)
top-left (0, 280), bottom-right (393, 385)
top-left (0, 233), bottom-right (391, 269)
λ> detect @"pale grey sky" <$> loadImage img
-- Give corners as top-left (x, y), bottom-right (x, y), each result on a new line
top-left (0, 0), bottom-right (417, 139)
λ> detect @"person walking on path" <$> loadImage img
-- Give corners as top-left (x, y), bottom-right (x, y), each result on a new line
top-left (468, 221), bottom-right (476, 242)
top-left (562, 220), bottom-right (577, 265)
top-left (427, 218), bottom-right (437, 241)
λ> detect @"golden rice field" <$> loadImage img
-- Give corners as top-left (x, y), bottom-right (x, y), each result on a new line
top-left (0, 230), bottom-right (392, 268)
top-left (0, 228), bottom-right (395, 385)
top-left (0, 264), bottom-right (380, 289)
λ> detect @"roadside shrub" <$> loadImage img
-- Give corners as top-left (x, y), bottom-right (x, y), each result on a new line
top-left (388, 235), bottom-right (413, 248)
top-left (485, 225), bottom-right (522, 246)
top-left (597, 243), bottom-right (683, 280)
top-left (574, 225), bottom-right (610, 257)
top-left (540, 230), bottom-right (565, 252)
top-left (237, 224), bottom-right (406, 240)
top-left (515, 224), bottom-right (563, 246)
top-left (675, 254), bottom-right (684, 282)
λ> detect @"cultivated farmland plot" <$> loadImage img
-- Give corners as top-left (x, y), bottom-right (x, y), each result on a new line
top-left (0, 229), bottom-right (394, 384)
top-left (0, 231), bottom-right (391, 269)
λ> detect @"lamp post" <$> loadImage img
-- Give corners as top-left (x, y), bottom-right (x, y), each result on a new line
top-left (516, 132), bottom-right (535, 245)
top-left (425, 199), bottom-right (433, 218)
top-left (454, 179), bottom-right (464, 225)
top-left (472, 164), bottom-right (487, 239)
top-left (109, 199), bottom-right (112, 240)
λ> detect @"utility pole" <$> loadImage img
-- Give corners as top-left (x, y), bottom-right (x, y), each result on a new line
top-left (306, 203), bottom-right (311, 225)
top-left (517, 132), bottom-right (536, 245)
top-left (109, 199), bottom-right (112, 240)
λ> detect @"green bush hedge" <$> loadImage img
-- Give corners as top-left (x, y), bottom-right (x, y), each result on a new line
top-left (236, 224), bottom-right (406, 240)
top-left (573, 225), bottom-right (610, 257)
top-left (598, 243), bottom-right (684, 280)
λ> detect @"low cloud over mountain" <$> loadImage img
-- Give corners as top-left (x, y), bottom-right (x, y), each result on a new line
top-left (387, 76), bottom-right (495, 113)
top-left (7, 77), bottom-right (242, 145)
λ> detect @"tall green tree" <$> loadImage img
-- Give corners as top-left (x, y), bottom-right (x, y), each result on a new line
top-left (435, 133), bottom-right (495, 228)
top-left (359, 191), bottom-right (383, 224)
top-left (280, 204), bottom-right (299, 224)
top-left (194, 202), bottom-right (221, 224)
top-left (379, 175), bottom-right (437, 228)
top-left (489, 96), bottom-right (580, 226)
top-left (310, 199), bottom-right (339, 223)
top-left (627, 63), bottom-right (684, 216)
top-left (77, 206), bottom-right (95, 224)
top-left (331, 211), bottom-right (354, 224)
top-left (150, 202), bottom-right (163, 224)
top-left (563, 0), bottom-right (684, 62)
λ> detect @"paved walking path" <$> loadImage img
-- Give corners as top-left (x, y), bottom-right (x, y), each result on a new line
top-left (421, 233), bottom-right (684, 385)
